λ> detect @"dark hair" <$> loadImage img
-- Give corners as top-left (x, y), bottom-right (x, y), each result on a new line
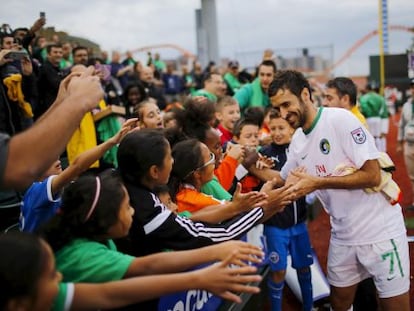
top-left (202, 72), bottom-right (220, 85)
top-left (39, 170), bottom-right (125, 252)
top-left (46, 43), bottom-right (62, 54)
top-left (153, 184), bottom-right (170, 196)
top-left (259, 59), bottom-right (277, 73)
top-left (118, 129), bottom-right (169, 185)
top-left (268, 108), bottom-right (282, 121)
top-left (0, 232), bottom-right (48, 309)
top-left (268, 70), bottom-right (313, 101)
top-left (123, 82), bottom-right (146, 103)
top-left (326, 77), bottom-right (357, 105)
top-left (233, 118), bottom-right (260, 138)
top-left (171, 97), bottom-right (215, 145)
top-left (72, 46), bottom-right (88, 56)
top-left (168, 139), bottom-right (203, 201)
top-left (244, 107), bottom-right (265, 128)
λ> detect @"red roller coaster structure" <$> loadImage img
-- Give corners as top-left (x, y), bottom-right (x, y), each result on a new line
top-left (128, 25), bottom-right (413, 72)
top-left (325, 25), bottom-right (413, 73)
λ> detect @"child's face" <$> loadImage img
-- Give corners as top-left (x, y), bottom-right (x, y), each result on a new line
top-left (197, 143), bottom-right (216, 186)
top-left (269, 117), bottom-right (294, 145)
top-left (127, 86), bottom-right (142, 106)
top-left (140, 103), bottom-right (163, 129)
top-left (216, 104), bottom-right (240, 131)
top-left (31, 241), bottom-right (62, 311)
top-left (107, 187), bottom-right (135, 238)
top-left (203, 128), bottom-right (223, 168)
top-left (158, 192), bottom-right (178, 213)
top-left (235, 125), bottom-right (260, 147)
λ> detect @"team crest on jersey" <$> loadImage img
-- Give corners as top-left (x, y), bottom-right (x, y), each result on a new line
top-left (269, 251), bottom-right (280, 264)
top-left (319, 139), bottom-right (330, 154)
top-left (351, 127), bottom-right (366, 144)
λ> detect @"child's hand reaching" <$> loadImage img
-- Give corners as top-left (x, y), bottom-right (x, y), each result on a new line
top-left (208, 240), bottom-right (264, 265)
top-left (194, 252), bottom-right (261, 303)
top-left (108, 118), bottom-right (139, 145)
top-left (255, 154), bottom-right (274, 169)
top-left (232, 183), bottom-right (268, 213)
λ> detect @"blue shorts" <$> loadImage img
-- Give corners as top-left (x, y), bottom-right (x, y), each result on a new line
top-left (264, 222), bottom-right (313, 271)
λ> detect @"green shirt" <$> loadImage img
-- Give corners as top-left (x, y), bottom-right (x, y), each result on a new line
top-left (193, 89), bottom-right (217, 102)
top-left (359, 92), bottom-right (389, 119)
top-left (56, 239), bottom-right (134, 283)
top-left (52, 283), bottom-right (74, 311)
top-left (224, 72), bottom-right (242, 93)
top-left (234, 78), bottom-right (270, 112)
top-left (201, 175), bottom-right (232, 201)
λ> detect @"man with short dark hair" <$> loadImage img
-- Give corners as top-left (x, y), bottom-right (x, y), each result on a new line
top-left (36, 44), bottom-right (64, 118)
top-left (324, 77), bottom-right (368, 128)
top-left (193, 72), bottom-right (226, 102)
top-left (72, 46), bottom-right (88, 66)
top-left (269, 70), bottom-right (410, 311)
top-left (234, 60), bottom-right (276, 113)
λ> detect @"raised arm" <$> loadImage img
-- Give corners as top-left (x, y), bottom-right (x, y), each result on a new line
top-left (125, 240), bottom-right (263, 277)
top-left (71, 251), bottom-right (261, 310)
top-left (51, 118), bottom-right (138, 194)
top-left (3, 67), bottom-right (104, 190)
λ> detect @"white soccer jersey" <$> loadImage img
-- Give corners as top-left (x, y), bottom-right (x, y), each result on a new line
top-left (281, 107), bottom-right (406, 245)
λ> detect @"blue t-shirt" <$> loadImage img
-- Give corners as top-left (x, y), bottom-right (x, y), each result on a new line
top-left (20, 175), bottom-right (61, 232)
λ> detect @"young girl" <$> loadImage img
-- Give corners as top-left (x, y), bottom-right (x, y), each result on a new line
top-left (117, 129), bottom-right (292, 259)
top-left (0, 232), bottom-right (262, 311)
top-left (134, 98), bottom-right (164, 129)
top-left (260, 109), bottom-right (314, 311)
top-left (123, 82), bottom-right (146, 118)
top-left (39, 170), bottom-right (264, 309)
top-left (168, 139), bottom-right (267, 222)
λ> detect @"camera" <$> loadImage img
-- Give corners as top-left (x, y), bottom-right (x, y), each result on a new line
top-left (5, 50), bottom-right (29, 61)
top-left (40, 11), bottom-right (46, 18)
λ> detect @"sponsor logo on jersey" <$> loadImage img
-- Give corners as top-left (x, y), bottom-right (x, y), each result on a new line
top-left (319, 138), bottom-right (330, 154)
top-left (351, 127), bottom-right (366, 144)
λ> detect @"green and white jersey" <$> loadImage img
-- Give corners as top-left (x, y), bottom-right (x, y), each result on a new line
top-left (281, 107), bottom-right (406, 245)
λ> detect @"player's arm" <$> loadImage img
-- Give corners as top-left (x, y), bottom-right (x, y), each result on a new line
top-left (287, 159), bottom-right (381, 200)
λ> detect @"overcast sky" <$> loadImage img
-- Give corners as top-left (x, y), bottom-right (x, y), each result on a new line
top-left (2, 0), bottom-right (413, 75)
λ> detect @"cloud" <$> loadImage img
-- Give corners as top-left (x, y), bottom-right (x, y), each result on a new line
top-left (1, 0), bottom-right (412, 75)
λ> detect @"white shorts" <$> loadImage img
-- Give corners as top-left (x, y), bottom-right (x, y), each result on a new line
top-left (327, 235), bottom-right (410, 298)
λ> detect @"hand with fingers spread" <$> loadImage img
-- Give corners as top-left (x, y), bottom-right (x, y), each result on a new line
top-left (231, 182), bottom-right (268, 213)
top-left (261, 184), bottom-right (294, 218)
top-left (107, 118), bottom-right (140, 146)
top-left (255, 153), bottom-right (274, 169)
top-left (194, 251), bottom-right (261, 303)
top-left (208, 240), bottom-right (264, 266)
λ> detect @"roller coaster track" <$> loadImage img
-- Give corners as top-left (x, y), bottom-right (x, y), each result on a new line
top-left (128, 25), bottom-right (413, 71)
top-left (325, 25), bottom-right (413, 73)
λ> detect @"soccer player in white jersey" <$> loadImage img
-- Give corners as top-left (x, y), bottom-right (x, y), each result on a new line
top-left (268, 70), bottom-right (409, 311)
